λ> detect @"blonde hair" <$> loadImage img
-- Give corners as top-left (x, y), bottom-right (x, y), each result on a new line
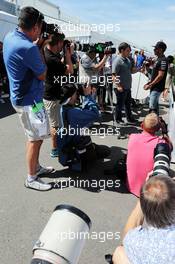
top-left (142, 113), bottom-right (159, 134)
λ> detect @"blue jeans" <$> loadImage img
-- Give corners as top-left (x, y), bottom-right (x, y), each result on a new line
top-left (149, 90), bottom-right (161, 115)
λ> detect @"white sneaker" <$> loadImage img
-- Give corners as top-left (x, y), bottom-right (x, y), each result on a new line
top-left (25, 178), bottom-right (52, 191)
top-left (36, 165), bottom-right (54, 177)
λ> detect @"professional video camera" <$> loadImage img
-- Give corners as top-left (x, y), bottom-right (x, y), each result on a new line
top-left (41, 22), bottom-right (65, 40)
top-left (74, 41), bottom-right (116, 54)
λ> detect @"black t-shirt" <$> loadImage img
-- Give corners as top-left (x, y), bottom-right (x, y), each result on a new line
top-left (43, 47), bottom-right (67, 100)
top-left (151, 56), bottom-right (168, 92)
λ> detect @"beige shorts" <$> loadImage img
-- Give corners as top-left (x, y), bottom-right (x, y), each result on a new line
top-left (43, 99), bottom-right (61, 128)
top-left (13, 104), bottom-right (50, 141)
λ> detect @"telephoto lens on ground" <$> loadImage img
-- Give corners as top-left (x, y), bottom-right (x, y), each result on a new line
top-left (31, 204), bottom-right (92, 264)
top-left (153, 143), bottom-right (171, 177)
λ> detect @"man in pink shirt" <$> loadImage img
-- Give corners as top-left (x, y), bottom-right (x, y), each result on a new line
top-left (126, 113), bottom-right (169, 197)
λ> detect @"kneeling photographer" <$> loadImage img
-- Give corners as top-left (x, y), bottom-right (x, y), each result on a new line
top-left (43, 25), bottom-right (74, 158)
top-left (57, 83), bottom-right (110, 171)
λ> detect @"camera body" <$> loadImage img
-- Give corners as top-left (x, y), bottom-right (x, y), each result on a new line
top-left (159, 117), bottom-right (168, 135)
top-left (41, 22), bottom-right (65, 40)
top-left (74, 42), bottom-right (116, 55)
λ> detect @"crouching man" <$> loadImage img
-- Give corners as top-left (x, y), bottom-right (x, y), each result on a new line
top-left (57, 83), bottom-right (110, 171)
top-left (112, 174), bottom-right (175, 264)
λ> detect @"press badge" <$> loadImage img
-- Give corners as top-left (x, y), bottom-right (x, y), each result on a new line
top-left (32, 101), bottom-right (46, 123)
top-left (25, 101), bottom-right (49, 137)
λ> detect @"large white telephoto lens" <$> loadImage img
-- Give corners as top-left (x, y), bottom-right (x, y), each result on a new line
top-left (31, 204), bottom-right (92, 264)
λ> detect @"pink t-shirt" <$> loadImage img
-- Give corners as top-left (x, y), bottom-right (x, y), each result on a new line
top-left (126, 132), bottom-right (165, 197)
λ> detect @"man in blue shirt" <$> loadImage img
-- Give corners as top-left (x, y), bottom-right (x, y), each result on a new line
top-left (3, 7), bottom-right (53, 191)
top-left (136, 50), bottom-right (146, 69)
top-left (112, 175), bottom-right (175, 264)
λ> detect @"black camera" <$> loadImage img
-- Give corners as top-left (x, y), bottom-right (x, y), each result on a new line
top-left (63, 39), bottom-right (71, 49)
top-left (94, 42), bottom-right (116, 55)
top-left (76, 83), bottom-right (98, 97)
top-left (152, 143), bottom-right (171, 177)
top-left (74, 41), bottom-right (116, 54)
top-left (41, 22), bottom-right (65, 40)
top-left (159, 117), bottom-right (168, 135)
top-left (105, 254), bottom-right (113, 264)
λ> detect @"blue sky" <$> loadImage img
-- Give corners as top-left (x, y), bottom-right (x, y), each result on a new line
top-left (49, 0), bottom-right (175, 53)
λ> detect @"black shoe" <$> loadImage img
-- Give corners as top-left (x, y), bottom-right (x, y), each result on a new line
top-left (116, 118), bottom-right (124, 124)
top-left (126, 117), bottom-right (137, 124)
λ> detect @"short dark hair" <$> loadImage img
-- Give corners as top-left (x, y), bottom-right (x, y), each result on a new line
top-left (18, 6), bottom-right (44, 30)
top-left (118, 42), bottom-right (131, 53)
top-left (140, 175), bottom-right (175, 228)
top-left (49, 34), bottom-right (65, 46)
top-left (167, 55), bottom-right (174, 64)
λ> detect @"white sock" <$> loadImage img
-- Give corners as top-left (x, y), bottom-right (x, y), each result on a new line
top-left (27, 175), bottom-right (37, 182)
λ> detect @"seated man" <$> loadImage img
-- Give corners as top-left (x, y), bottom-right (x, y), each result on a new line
top-left (126, 113), bottom-right (171, 197)
top-left (113, 174), bottom-right (175, 264)
top-left (57, 83), bottom-right (110, 171)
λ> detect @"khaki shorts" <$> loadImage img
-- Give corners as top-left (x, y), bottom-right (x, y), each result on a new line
top-left (43, 99), bottom-right (61, 128)
top-left (13, 104), bottom-right (50, 141)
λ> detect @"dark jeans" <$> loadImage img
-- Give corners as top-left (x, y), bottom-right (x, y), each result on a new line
top-left (115, 89), bottom-right (132, 120)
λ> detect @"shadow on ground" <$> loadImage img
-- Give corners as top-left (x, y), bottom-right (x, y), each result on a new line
top-left (0, 98), bottom-right (15, 119)
top-left (41, 145), bottom-right (129, 194)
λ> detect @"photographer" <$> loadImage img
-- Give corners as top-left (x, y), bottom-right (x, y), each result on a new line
top-left (3, 7), bottom-right (53, 191)
top-left (144, 41), bottom-right (168, 115)
top-left (127, 113), bottom-right (172, 197)
top-left (79, 46), bottom-right (109, 86)
top-left (57, 83), bottom-right (110, 171)
top-left (43, 30), bottom-right (73, 158)
top-left (112, 175), bottom-right (175, 264)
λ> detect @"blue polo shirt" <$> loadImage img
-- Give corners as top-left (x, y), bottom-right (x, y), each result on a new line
top-left (3, 28), bottom-right (46, 106)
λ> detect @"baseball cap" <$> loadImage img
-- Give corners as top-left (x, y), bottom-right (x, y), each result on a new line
top-left (153, 41), bottom-right (167, 52)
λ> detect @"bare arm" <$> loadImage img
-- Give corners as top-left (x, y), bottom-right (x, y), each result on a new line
top-left (122, 200), bottom-right (144, 243)
top-left (64, 45), bottom-right (74, 75)
top-left (112, 73), bottom-right (124, 92)
top-left (150, 70), bottom-right (165, 86)
top-left (144, 70), bottom-right (165, 90)
top-left (93, 54), bottom-right (108, 71)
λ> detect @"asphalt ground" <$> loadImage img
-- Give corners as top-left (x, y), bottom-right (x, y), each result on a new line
top-left (0, 97), bottom-right (174, 264)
